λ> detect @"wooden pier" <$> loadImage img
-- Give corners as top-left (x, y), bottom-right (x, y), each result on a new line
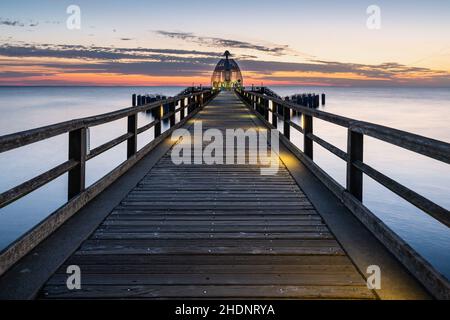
top-left (0, 89), bottom-right (449, 299)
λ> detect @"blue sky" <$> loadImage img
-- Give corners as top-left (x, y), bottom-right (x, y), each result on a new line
top-left (0, 0), bottom-right (449, 85)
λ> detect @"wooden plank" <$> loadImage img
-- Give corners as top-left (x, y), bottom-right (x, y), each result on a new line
top-left (46, 272), bottom-right (365, 286)
top-left (55, 263), bottom-right (358, 274)
top-left (91, 232), bottom-right (333, 240)
top-left (40, 285), bottom-right (375, 299)
top-left (94, 226), bottom-right (329, 233)
top-left (107, 214), bottom-right (322, 220)
top-left (65, 254), bottom-right (354, 266)
top-left (101, 220), bottom-right (325, 226)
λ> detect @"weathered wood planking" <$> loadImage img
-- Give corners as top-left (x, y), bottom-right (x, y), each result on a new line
top-left (40, 92), bottom-right (376, 299)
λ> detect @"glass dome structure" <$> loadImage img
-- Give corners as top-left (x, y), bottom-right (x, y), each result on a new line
top-left (211, 51), bottom-right (243, 90)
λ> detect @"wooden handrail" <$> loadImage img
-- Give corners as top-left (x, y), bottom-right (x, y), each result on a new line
top-left (0, 87), bottom-right (218, 277)
top-left (0, 160), bottom-right (78, 209)
top-left (246, 90), bottom-right (450, 164)
top-left (0, 88), bottom-right (216, 211)
top-left (236, 88), bottom-right (450, 227)
top-left (236, 87), bottom-right (450, 298)
top-left (0, 92), bottom-right (207, 153)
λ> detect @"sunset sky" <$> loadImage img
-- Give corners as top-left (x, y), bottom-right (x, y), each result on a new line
top-left (1, 0), bottom-right (450, 86)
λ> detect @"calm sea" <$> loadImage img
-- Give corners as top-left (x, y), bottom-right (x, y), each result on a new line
top-left (0, 86), bottom-right (449, 279)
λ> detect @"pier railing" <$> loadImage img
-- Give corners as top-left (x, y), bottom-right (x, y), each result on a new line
top-left (236, 87), bottom-right (450, 299)
top-left (0, 88), bottom-right (217, 276)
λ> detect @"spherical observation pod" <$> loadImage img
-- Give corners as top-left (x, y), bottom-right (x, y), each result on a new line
top-left (211, 50), bottom-right (243, 90)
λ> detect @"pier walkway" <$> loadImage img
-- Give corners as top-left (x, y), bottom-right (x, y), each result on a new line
top-left (0, 90), bottom-right (448, 299)
top-left (41, 92), bottom-right (375, 299)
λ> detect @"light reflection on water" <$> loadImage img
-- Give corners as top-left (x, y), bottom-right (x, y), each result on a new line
top-left (0, 86), bottom-right (449, 279)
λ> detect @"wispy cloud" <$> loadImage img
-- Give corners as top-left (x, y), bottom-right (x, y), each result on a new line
top-left (0, 42), bottom-right (449, 86)
top-left (155, 31), bottom-right (290, 56)
top-left (0, 18), bottom-right (39, 28)
top-left (0, 19), bottom-right (25, 27)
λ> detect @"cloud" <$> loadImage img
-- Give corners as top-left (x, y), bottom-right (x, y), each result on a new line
top-left (0, 18), bottom-right (39, 27)
top-left (240, 59), bottom-right (449, 80)
top-left (0, 43), bottom-right (226, 61)
top-left (0, 71), bottom-right (42, 78)
top-left (155, 30), bottom-right (290, 56)
top-left (0, 42), bottom-right (449, 86)
top-left (0, 19), bottom-right (25, 27)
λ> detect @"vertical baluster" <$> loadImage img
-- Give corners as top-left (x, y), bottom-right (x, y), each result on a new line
top-left (170, 100), bottom-right (176, 127)
top-left (283, 105), bottom-right (290, 140)
top-left (127, 112), bottom-right (137, 158)
top-left (154, 104), bottom-right (162, 138)
top-left (303, 114), bottom-right (313, 159)
top-left (264, 98), bottom-right (269, 122)
top-left (68, 127), bottom-right (87, 200)
top-left (272, 101), bottom-right (277, 129)
top-left (346, 130), bottom-right (364, 201)
top-left (180, 98), bottom-right (185, 120)
top-left (187, 96), bottom-right (191, 114)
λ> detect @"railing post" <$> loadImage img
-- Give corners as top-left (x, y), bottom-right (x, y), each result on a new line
top-left (132, 94), bottom-right (137, 107)
top-left (346, 129), bottom-right (364, 201)
top-left (271, 101), bottom-right (277, 129)
top-left (68, 127), bottom-right (87, 200)
top-left (304, 114), bottom-right (313, 159)
top-left (127, 112), bottom-right (137, 158)
top-left (169, 100), bottom-right (176, 127)
top-left (192, 96), bottom-right (196, 113)
top-left (180, 98), bottom-right (185, 120)
top-left (186, 97), bottom-right (190, 114)
top-left (256, 97), bottom-right (260, 114)
top-left (192, 96), bottom-right (197, 112)
top-left (283, 105), bottom-right (290, 140)
top-left (264, 98), bottom-right (269, 122)
top-left (154, 105), bottom-right (162, 138)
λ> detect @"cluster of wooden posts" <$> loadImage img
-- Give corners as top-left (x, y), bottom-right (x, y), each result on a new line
top-left (249, 86), bottom-right (325, 109)
top-left (132, 94), bottom-right (167, 117)
top-left (285, 93), bottom-right (325, 108)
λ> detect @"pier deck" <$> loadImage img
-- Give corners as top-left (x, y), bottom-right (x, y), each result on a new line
top-left (1, 90), bottom-right (445, 299)
top-left (40, 92), bottom-right (376, 299)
